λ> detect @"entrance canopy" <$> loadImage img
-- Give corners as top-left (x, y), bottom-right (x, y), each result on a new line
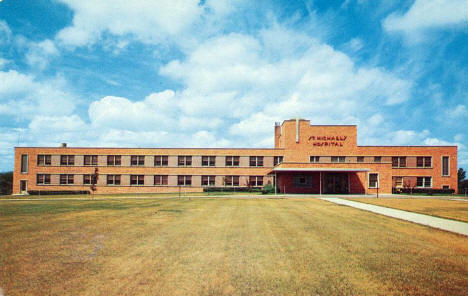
top-left (272, 167), bottom-right (370, 172)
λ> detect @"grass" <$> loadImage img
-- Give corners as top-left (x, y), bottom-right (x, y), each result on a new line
top-left (0, 191), bottom-right (263, 200)
top-left (350, 197), bottom-right (468, 223)
top-left (0, 198), bottom-right (467, 296)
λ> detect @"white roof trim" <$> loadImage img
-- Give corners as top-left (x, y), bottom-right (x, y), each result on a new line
top-left (273, 168), bottom-right (370, 172)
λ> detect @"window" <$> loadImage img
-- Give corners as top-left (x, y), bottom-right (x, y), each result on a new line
top-left (107, 155), bottom-right (121, 166)
top-left (107, 175), bottom-right (121, 185)
top-left (178, 156), bottom-right (192, 166)
top-left (21, 154), bottom-right (28, 173)
top-left (442, 185), bottom-right (449, 190)
top-left (417, 156), bottom-right (432, 168)
top-left (177, 175), bottom-right (192, 186)
top-left (83, 174), bottom-right (96, 185)
top-left (202, 156), bottom-right (216, 166)
top-left (249, 176), bottom-right (263, 187)
top-left (154, 155), bottom-right (168, 166)
top-left (392, 157), bottom-right (406, 168)
top-left (442, 156), bottom-right (449, 176)
top-left (60, 174), bottom-right (74, 185)
top-left (274, 156), bottom-right (283, 166)
top-left (154, 175), bottom-right (168, 185)
top-left (84, 155), bottom-right (98, 166)
top-left (369, 173), bottom-right (379, 188)
top-left (224, 176), bottom-right (239, 186)
top-left (36, 174), bottom-right (50, 185)
top-left (395, 177), bottom-right (403, 188)
top-left (417, 177), bottom-right (431, 188)
top-left (374, 156), bottom-right (382, 163)
top-left (310, 156), bottom-right (320, 163)
top-left (130, 175), bottom-right (144, 185)
top-left (293, 175), bottom-right (312, 187)
top-left (250, 156), bottom-right (264, 167)
top-left (226, 156), bottom-right (240, 166)
top-left (37, 155), bottom-right (51, 166)
top-left (331, 156), bottom-right (345, 163)
top-left (131, 155), bottom-right (145, 166)
top-left (60, 155), bottom-right (74, 166)
top-left (202, 175), bottom-right (216, 186)
top-left (357, 156), bottom-right (364, 163)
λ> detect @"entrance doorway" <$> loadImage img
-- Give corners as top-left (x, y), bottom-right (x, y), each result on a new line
top-left (20, 180), bottom-right (28, 194)
top-left (324, 173), bottom-right (349, 194)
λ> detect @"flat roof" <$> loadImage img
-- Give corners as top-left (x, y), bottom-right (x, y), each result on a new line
top-left (272, 168), bottom-right (370, 172)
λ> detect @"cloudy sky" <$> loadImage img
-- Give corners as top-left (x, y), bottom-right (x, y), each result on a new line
top-left (0, 0), bottom-right (467, 171)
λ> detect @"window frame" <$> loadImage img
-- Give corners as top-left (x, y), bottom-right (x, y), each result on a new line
top-left (177, 175), bottom-right (192, 186)
top-left (224, 175), bottom-right (239, 186)
top-left (331, 156), bottom-right (345, 163)
top-left (60, 155), bottom-right (75, 166)
top-left (357, 156), bottom-right (364, 163)
top-left (442, 156), bottom-right (450, 176)
top-left (374, 156), bottom-right (382, 163)
top-left (416, 176), bottom-right (432, 188)
top-left (226, 156), bottom-right (240, 167)
top-left (416, 156), bottom-right (432, 168)
top-left (130, 175), bottom-right (145, 186)
top-left (273, 156), bottom-right (283, 166)
top-left (201, 175), bottom-right (216, 186)
top-left (249, 156), bottom-right (264, 167)
top-left (107, 175), bottom-right (121, 185)
top-left (107, 155), bottom-right (121, 166)
top-left (154, 175), bottom-right (168, 186)
top-left (60, 174), bottom-right (74, 185)
top-left (249, 176), bottom-right (264, 187)
top-left (154, 155), bottom-right (168, 167)
top-left (368, 173), bottom-right (379, 188)
top-left (131, 155), bottom-right (145, 166)
top-left (37, 154), bottom-right (51, 166)
top-left (36, 174), bottom-right (51, 185)
top-left (202, 156), bottom-right (216, 167)
top-left (310, 156), bottom-right (320, 163)
top-left (178, 156), bottom-right (192, 167)
top-left (84, 155), bottom-right (98, 166)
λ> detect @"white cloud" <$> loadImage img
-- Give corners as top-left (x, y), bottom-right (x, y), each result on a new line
top-left (383, 0), bottom-right (468, 35)
top-left (29, 115), bottom-right (87, 131)
top-left (55, 0), bottom-right (205, 47)
top-left (0, 20), bottom-right (12, 44)
top-left (0, 70), bottom-right (77, 119)
top-left (446, 104), bottom-right (467, 118)
top-left (26, 39), bottom-right (59, 69)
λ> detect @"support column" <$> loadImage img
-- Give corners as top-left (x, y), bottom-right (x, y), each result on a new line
top-left (319, 171), bottom-right (322, 195)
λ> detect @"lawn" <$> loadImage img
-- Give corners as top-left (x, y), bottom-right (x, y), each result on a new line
top-left (350, 197), bottom-right (468, 223)
top-left (0, 198), bottom-right (467, 296)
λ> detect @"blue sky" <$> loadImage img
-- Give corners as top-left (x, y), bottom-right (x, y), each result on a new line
top-left (0, 0), bottom-right (467, 172)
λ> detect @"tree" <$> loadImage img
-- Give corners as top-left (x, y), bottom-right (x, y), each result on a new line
top-left (459, 168), bottom-right (467, 194)
top-left (0, 172), bottom-right (13, 195)
top-left (90, 167), bottom-right (99, 198)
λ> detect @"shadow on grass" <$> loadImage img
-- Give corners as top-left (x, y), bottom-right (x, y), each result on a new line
top-left (0, 200), bottom-right (164, 216)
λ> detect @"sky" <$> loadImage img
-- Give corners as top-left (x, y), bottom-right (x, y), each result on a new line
top-left (0, 0), bottom-right (467, 172)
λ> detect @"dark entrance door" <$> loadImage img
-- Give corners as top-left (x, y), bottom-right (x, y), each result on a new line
top-left (324, 173), bottom-right (349, 194)
top-left (20, 180), bottom-right (27, 193)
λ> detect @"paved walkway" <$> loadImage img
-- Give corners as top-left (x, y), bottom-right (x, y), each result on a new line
top-left (321, 198), bottom-right (468, 236)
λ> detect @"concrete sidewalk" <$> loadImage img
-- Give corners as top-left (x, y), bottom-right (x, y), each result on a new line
top-left (320, 197), bottom-right (468, 236)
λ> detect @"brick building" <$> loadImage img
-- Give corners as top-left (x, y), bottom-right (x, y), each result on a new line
top-left (13, 119), bottom-right (458, 195)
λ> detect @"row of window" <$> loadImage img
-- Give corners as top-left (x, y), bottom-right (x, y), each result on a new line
top-left (37, 155), bottom-right (283, 167)
top-left (310, 155), bottom-right (436, 168)
top-left (394, 176), bottom-right (432, 188)
top-left (36, 174), bottom-right (265, 187)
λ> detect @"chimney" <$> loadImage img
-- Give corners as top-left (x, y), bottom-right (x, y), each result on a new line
top-left (61, 143), bottom-right (67, 148)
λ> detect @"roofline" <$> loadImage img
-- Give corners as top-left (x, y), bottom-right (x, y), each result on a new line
top-left (273, 168), bottom-right (370, 172)
top-left (358, 145), bottom-right (458, 148)
top-left (14, 146), bottom-right (285, 150)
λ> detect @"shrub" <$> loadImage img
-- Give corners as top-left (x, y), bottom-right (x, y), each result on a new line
top-left (262, 183), bottom-right (275, 194)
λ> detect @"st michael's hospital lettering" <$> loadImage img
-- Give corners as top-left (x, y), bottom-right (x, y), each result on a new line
top-left (308, 135), bottom-right (348, 147)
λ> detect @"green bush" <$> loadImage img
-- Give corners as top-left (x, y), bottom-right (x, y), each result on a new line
top-left (262, 183), bottom-right (275, 194)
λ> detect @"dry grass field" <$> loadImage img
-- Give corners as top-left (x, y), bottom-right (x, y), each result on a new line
top-left (351, 198), bottom-right (468, 223)
top-left (1, 198), bottom-right (467, 296)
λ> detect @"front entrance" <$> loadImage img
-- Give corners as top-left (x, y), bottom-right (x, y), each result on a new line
top-left (324, 173), bottom-right (349, 194)
top-left (20, 180), bottom-right (28, 194)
